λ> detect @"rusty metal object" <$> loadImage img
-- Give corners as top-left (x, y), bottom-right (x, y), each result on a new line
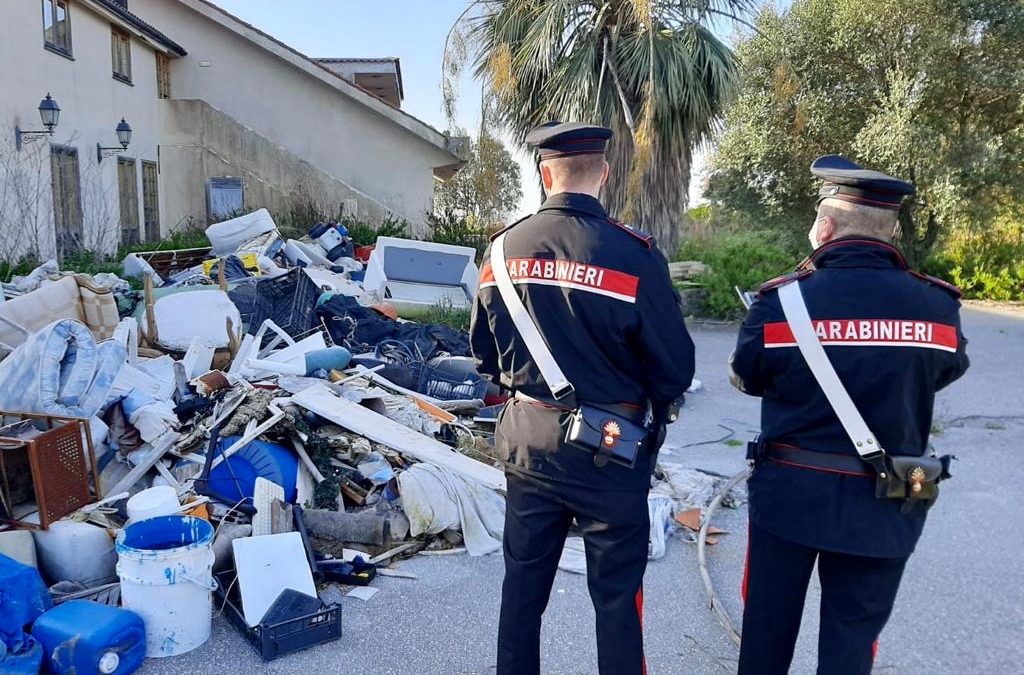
top-left (0, 412), bottom-right (98, 530)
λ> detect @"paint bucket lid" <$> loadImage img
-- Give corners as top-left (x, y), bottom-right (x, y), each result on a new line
top-left (126, 486), bottom-right (180, 524)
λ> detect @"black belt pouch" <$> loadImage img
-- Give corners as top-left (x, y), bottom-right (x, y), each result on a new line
top-left (565, 404), bottom-right (647, 468)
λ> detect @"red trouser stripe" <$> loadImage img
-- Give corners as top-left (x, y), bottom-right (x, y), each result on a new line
top-left (741, 526), bottom-right (751, 604)
top-left (636, 587), bottom-right (647, 675)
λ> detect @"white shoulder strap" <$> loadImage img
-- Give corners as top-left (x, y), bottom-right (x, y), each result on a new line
top-left (777, 281), bottom-right (884, 459)
top-left (490, 233), bottom-right (575, 401)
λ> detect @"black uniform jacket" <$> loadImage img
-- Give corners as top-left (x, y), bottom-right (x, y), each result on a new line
top-left (471, 193), bottom-right (695, 488)
top-left (731, 237), bottom-right (970, 557)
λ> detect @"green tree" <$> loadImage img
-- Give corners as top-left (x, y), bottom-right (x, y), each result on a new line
top-left (707, 0), bottom-right (1024, 267)
top-left (446, 0), bottom-right (754, 254)
top-left (433, 133), bottom-right (523, 230)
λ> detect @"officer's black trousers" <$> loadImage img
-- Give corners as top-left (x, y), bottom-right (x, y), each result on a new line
top-left (738, 521), bottom-right (908, 675)
top-left (496, 471), bottom-right (650, 675)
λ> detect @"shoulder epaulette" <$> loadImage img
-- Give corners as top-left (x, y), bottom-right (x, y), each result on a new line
top-left (607, 218), bottom-right (653, 249)
top-left (910, 271), bottom-right (962, 298)
top-left (757, 269), bottom-right (814, 296)
top-left (489, 214), bottom-right (532, 241)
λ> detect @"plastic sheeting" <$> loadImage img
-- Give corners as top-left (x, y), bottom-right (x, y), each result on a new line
top-left (0, 319), bottom-right (125, 417)
top-left (0, 554), bottom-right (52, 659)
top-left (397, 463), bottom-right (505, 556)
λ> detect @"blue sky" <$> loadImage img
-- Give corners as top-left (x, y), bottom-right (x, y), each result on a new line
top-left (209, 1), bottom-right (485, 137)
top-left (208, 1), bottom-right (763, 217)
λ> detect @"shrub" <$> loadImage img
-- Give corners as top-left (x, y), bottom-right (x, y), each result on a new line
top-left (345, 216), bottom-right (408, 247)
top-left (425, 209), bottom-right (490, 262)
top-left (923, 219), bottom-right (1024, 301)
top-left (677, 231), bottom-right (795, 319)
top-left (422, 299), bottom-right (472, 332)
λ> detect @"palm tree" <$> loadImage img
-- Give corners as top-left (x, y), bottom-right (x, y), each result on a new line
top-left (445, 0), bottom-right (753, 254)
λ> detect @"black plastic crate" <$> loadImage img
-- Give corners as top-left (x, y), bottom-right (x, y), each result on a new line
top-left (228, 268), bottom-right (321, 340)
top-left (214, 569), bottom-right (342, 662)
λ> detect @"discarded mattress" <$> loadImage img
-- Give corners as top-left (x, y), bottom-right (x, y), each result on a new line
top-left (362, 237), bottom-right (479, 311)
top-left (0, 319), bottom-right (125, 417)
top-left (206, 208), bottom-right (278, 256)
top-left (397, 463), bottom-right (505, 556)
top-left (0, 276), bottom-right (120, 354)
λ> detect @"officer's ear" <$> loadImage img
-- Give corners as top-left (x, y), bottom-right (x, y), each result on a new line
top-left (600, 160), bottom-right (609, 187)
top-left (817, 216), bottom-right (836, 244)
top-left (540, 163), bottom-right (554, 193)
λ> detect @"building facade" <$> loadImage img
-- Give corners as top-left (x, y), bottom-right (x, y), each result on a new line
top-left (0, 0), bottom-right (465, 261)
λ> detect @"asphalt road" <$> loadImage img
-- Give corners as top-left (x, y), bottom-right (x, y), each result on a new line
top-left (141, 306), bottom-right (1024, 675)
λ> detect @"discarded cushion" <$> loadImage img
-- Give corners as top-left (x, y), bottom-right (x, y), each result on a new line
top-left (0, 319), bottom-right (126, 417)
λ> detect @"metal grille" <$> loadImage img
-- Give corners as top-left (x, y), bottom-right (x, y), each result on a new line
top-left (30, 421), bottom-right (91, 527)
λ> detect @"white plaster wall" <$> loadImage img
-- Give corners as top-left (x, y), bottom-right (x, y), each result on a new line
top-left (158, 98), bottom-right (409, 232)
top-left (133, 0), bottom-right (453, 226)
top-left (0, 0), bottom-right (163, 258)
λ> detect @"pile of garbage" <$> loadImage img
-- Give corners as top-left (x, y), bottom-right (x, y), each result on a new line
top-left (0, 209), bottom-right (731, 672)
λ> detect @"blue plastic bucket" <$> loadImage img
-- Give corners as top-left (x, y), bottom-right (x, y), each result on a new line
top-left (115, 516), bottom-right (215, 658)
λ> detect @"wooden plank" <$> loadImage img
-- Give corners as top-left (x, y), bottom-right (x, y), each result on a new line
top-left (292, 384), bottom-right (506, 493)
top-left (105, 433), bottom-right (177, 496)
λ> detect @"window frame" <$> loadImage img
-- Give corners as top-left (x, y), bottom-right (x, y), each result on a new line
top-left (156, 53), bottom-right (171, 99)
top-left (206, 177), bottom-right (245, 222)
top-left (111, 27), bottom-right (133, 84)
top-left (117, 156), bottom-right (140, 246)
top-left (141, 160), bottom-right (160, 242)
top-left (50, 145), bottom-right (83, 258)
top-left (42, 0), bottom-right (73, 59)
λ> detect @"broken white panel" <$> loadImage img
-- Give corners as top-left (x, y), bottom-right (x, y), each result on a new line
top-left (303, 268), bottom-right (364, 297)
top-left (182, 338), bottom-right (217, 380)
top-left (292, 384), bottom-right (506, 493)
top-left (363, 237), bottom-right (479, 311)
top-left (232, 532), bottom-right (317, 626)
top-left (346, 586), bottom-right (379, 601)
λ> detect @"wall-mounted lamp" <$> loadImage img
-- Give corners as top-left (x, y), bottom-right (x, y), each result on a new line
top-left (15, 93), bottom-right (61, 151)
top-left (96, 118), bottom-right (133, 163)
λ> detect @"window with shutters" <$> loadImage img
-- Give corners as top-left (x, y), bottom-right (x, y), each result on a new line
top-left (207, 177), bottom-right (244, 221)
top-left (111, 28), bottom-right (132, 84)
top-left (142, 161), bottom-right (160, 241)
top-left (156, 53), bottom-right (171, 99)
top-left (42, 0), bottom-right (72, 58)
top-left (118, 157), bottom-right (140, 245)
top-left (50, 146), bottom-right (83, 257)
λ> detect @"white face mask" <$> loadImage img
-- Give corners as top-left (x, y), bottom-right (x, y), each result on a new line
top-left (808, 217), bottom-right (825, 250)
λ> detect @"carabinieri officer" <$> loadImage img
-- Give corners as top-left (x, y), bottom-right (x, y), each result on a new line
top-left (471, 121), bottom-right (695, 675)
top-left (730, 155), bottom-right (970, 674)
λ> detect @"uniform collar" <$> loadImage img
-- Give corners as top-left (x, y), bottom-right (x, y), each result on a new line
top-left (806, 236), bottom-right (909, 270)
top-left (537, 192), bottom-right (608, 219)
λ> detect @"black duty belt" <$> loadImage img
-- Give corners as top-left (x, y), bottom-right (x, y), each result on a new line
top-left (765, 442), bottom-right (873, 478)
top-left (513, 392), bottom-right (648, 425)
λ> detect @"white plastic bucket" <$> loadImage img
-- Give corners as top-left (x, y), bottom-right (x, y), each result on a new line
top-left (115, 515), bottom-right (215, 658)
top-left (126, 485), bottom-right (180, 523)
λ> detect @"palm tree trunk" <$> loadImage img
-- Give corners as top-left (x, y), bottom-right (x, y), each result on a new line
top-left (603, 119), bottom-right (689, 255)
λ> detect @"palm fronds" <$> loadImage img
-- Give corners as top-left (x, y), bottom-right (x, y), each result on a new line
top-left (445, 1), bottom-right (751, 252)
